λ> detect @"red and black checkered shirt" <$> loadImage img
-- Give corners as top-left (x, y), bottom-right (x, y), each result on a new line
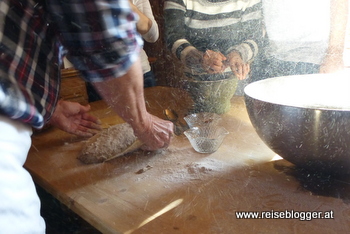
top-left (0, 0), bottom-right (142, 128)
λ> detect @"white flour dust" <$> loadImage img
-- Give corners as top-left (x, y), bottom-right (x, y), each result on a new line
top-left (159, 157), bottom-right (226, 184)
top-left (129, 136), bottom-right (227, 184)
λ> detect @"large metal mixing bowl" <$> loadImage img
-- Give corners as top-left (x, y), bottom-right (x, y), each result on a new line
top-left (244, 72), bottom-right (350, 174)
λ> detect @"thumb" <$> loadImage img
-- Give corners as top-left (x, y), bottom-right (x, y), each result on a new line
top-left (76, 104), bottom-right (91, 114)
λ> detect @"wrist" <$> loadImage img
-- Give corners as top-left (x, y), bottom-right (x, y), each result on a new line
top-left (47, 99), bottom-right (63, 124)
top-left (129, 112), bottom-right (152, 139)
top-left (177, 43), bottom-right (193, 61)
top-left (227, 50), bottom-right (242, 60)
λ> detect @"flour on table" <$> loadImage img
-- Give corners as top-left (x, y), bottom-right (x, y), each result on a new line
top-left (159, 157), bottom-right (225, 183)
top-left (186, 162), bottom-right (214, 174)
top-left (78, 123), bottom-right (142, 164)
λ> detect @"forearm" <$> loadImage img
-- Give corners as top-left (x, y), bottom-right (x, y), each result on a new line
top-left (226, 39), bottom-right (259, 64)
top-left (226, 5), bottom-right (264, 63)
top-left (132, 0), bottom-right (159, 42)
top-left (135, 11), bottom-right (153, 35)
top-left (328, 0), bottom-right (348, 54)
top-left (130, 2), bottom-right (152, 35)
top-left (164, 1), bottom-right (187, 51)
top-left (224, 20), bottom-right (262, 63)
top-left (142, 18), bottom-right (159, 43)
top-left (319, 0), bottom-right (348, 73)
top-left (92, 59), bottom-right (149, 134)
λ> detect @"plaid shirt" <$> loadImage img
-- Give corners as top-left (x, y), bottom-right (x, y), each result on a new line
top-left (0, 0), bottom-right (142, 129)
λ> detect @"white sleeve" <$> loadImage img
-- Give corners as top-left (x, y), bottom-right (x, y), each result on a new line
top-left (133, 0), bottom-right (159, 43)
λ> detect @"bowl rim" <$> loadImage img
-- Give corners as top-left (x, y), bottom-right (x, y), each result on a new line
top-left (244, 73), bottom-right (350, 111)
top-left (184, 112), bottom-right (222, 126)
top-left (184, 126), bottom-right (229, 137)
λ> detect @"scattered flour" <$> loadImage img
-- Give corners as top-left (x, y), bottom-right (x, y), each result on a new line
top-left (159, 157), bottom-right (226, 183)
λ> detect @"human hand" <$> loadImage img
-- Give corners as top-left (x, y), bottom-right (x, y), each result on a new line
top-left (227, 51), bottom-right (250, 80)
top-left (92, 58), bottom-right (173, 152)
top-left (133, 113), bottom-right (174, 151)
top-left (202, 50), bottom-right (227, 73)
top-left (184, 48), bottom-right (205, 72)
top-left (48, 100), bottom-right (101, 137)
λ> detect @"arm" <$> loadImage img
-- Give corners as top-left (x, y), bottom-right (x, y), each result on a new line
top-left (164, 0), bottom-right (261, 78)
top-left (320, 0), bottom-right (349, 73)
top-left (164, 0), bottom-right (189, 56)
top-left (92, 58), bottom-right (173, 150)
top-left (130, 0), bottom-right (159, 43)
top-left (164, 0), bottom-right (208, 73)
top-left (48, 0), bottom-right (173, 150)
top-left (223, 1), bottom-right (263, 79)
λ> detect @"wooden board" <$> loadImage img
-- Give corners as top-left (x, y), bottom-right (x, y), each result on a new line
top-left (26, 87), bottom-right (350, 234)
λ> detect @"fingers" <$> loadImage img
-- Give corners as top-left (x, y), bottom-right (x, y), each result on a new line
top-left (79, 118), bottom-right (102, 131)
top-left (77, 125), bottom-right (101, 137)
top-left (226, 51), bottom-right (250, 79)
top-left (140, 127), bottom-right (172, 151)
top-left (231, 63), bottom-right (250, 80)
top-left (148, 119), bottom-right (173, 150)
top-left (70, 127), bottom-right (97, 138)
top-left (203, 50), bottom-right (227, 73)
top-left (79, 104), bottom-right (91, 113)
top-left (59, 121), bottom-right (99, 137)
top-left (204, 50), bottom-right (226, 60)
top-left (135, 115), bottom-right (174, 151)
top-left (82, 113), bottom-right (102, 129)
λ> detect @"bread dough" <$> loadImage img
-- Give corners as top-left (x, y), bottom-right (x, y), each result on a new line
top-left (78, 123), bottom-right (143, 164)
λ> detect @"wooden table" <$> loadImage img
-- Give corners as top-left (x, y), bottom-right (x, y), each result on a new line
top-left (26, 86), bottom-right (350, 234)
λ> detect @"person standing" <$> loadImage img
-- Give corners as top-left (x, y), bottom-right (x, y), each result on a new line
top-left (0, 0), bottom-right (173, 233)
top-left (164, 0), bottom-right (267, 82)
top-left (261, 0), bottom-right (349, 78)
top-left (130, 0), bottom-right (160, 87)
top-left (87, 0), bottom-right (159, 101)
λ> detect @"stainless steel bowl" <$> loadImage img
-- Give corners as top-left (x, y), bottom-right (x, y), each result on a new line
top-left (244, 72), bottom-right (350, 174)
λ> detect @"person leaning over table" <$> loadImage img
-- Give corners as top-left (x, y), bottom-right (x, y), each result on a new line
top-left (163, 0), bottom-right (267, 82)
top-left (0, 0), bottom-right (173, 233)
top-left (260, 0), bottom-right (349, 79)
top-left (86, 0), bottom-right (160, 102)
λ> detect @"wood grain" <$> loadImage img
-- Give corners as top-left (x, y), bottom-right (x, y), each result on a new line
top-left (26, 87), bottom-right (350, 234)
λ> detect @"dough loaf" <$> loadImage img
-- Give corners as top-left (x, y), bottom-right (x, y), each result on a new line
top-left (78, 123), bottom-right (143, 164)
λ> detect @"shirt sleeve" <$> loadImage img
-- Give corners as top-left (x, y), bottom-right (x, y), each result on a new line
top-left (134, 0), bottom-right (159, 43)
top-left (224, 1), bottom-right (263, 63)
top-left (47, 0), bottom-right (143, 82)
top-left (164, 0), bottom-right (192, 60)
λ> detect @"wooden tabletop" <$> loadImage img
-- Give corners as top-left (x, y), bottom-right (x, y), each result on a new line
top-left (26, 86), bottom-right (350, 234)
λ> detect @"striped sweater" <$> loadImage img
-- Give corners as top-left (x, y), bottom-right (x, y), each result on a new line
top-left (164, 0), bottom-right (264, 78)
